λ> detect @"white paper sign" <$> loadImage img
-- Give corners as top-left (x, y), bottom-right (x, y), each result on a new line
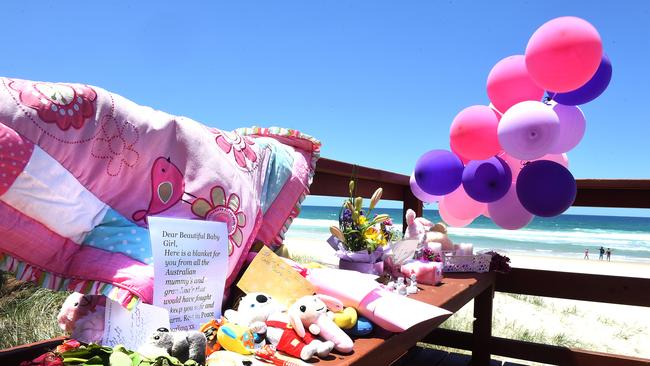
top-left (102, 300), bottom-right (170, 350)
top-left (149, 216), bottom-right (229, 331)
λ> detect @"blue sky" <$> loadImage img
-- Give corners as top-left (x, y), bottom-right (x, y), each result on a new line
top-left (1, 1), bottom-right (648, 215)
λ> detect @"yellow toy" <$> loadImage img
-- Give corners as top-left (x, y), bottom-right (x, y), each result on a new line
top-left (328, 307), bottom-right (358, 330)
top-left (216, 322), bottom-right (255, 355)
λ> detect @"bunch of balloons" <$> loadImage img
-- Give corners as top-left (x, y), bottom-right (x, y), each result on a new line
top-left (411, 16), bottom-right (612, 230)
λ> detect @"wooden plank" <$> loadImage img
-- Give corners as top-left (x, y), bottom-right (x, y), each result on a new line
top-left (424, 329), bottom-right (650, 366)
top-left (495, 268), bottom-right (650, 307)
top-left (316, 273), bottom-right (496, 366)
top-left (315, 158), bottom-right (409, 186)
top-left (0, 336), bottom-right (67, 365)
top-left (315, 159), bottom-right (650, 208)
top-left (439, 352), bottom-right (472, 366)
top-left (391, 347), bottom-right (449, 366)
top-left (472, 284), bottom-right (494, 365)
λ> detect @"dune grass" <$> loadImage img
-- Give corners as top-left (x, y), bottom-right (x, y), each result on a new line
top-left (0, 271), bottom-right (69, 350)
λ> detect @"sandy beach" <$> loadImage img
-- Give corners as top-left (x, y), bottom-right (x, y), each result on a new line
top-left (281, 237), bottom-right (650, 361)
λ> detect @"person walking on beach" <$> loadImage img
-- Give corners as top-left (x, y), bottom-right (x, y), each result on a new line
top-left (606, 248), bottom-right (612, 262)
top-left (599, 246), bottom-right (605, 260)
top-left (584, 248), bottom-right (589, 260)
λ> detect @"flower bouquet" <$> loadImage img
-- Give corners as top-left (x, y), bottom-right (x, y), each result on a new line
top-left (328, 180), bottom-right (402, 275)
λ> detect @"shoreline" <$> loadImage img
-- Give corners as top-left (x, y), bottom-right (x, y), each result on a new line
top-left (281, 236), bottom-right (650, 278)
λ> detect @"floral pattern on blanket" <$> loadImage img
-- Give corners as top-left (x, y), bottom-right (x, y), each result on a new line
top-left (9, 79), bottom-right (97, 131)
top-left (191, 186), bottom-right (246, 256)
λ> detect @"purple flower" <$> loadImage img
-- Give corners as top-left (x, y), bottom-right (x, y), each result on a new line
top-left (342, 209), bottom-right (352, 223)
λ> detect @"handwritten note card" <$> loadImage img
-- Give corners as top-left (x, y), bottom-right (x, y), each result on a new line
top-left (149, 216), bottom-right (229, 331)
top-left (390, 239), bottom-right (420, 265)
top-left (237, 246), bottom-right (315, 307)
top-left (102, 300), bottom-right (170, 350)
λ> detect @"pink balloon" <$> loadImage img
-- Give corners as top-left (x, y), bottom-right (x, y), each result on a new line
top-left (525, 16), bottom-right (603, 92)
top-left (488, 185), bottom-right (534, 230)
top-left (499, 152), bottom-right (569, 183)
top-left (410, 172), bottom-right (441, 203)
top-left (450, 105), bottom-right (501, 161)
top-left (548, 103), bottom-right (586, 154)
top-left (498, 101), bottom-right (560, 160)
top-left (487, 55), bottom-right (545, 114)
top-left (440, 185), bottom-right (486, 221)
top-left (438, 198), bottom-right (475, 228)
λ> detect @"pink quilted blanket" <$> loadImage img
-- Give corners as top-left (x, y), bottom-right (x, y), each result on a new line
top-left (0, 77), bottom-right (320, 308)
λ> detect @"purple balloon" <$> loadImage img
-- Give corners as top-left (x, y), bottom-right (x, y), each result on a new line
top-left (462, 157), bottom-right (512, 203)
top-left (488, 185), bottom-right (534, 230)
top-left (548, 103), bottom-right (586, 154)
top-left (516, 160), bottom-right (577, 217)
top-left (550, 53), bottom-right (612, 105)
top-left (414, 150), bottom-right (464, 196)
top-left (409, 173), bottom-right (441, 203)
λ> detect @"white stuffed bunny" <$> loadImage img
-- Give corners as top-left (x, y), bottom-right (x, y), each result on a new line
top-left (266, 304), bottom-right (334, 360)
top-left (288, 295), bottom-right (353, 354)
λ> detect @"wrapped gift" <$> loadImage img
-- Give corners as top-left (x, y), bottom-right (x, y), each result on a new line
top-left (400, 259), bottom-right (443, 285)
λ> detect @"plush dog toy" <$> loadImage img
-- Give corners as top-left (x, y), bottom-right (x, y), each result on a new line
top-left (404, 209), bottom-right (453, 251)
top-left (289, 295), bottom-right (354, 354)
top-left (224, 292), bottom-right (282, 336)
top-left (56, 292), bottom-right (106, 344)
top-left (144, 327), bottom-right (207, 364)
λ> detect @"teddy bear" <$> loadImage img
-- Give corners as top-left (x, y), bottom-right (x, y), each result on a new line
top-left (404, 208), bottom-right (453, 251)
top-left (288, 295), bottom-right (353, 354)
top-left (143, 327), bottom-right (207, 364)
top-left (56, 292), bottom-right (106, 344)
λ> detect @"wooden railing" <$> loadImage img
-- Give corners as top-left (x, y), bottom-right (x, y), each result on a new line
top-left (311, 157), bottom-right (650, 366)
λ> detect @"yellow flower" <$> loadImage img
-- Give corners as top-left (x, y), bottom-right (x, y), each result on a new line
top-left (358, 216), bottom-right (367, 225)
top-left (363, 227), bottom-right (386, 245)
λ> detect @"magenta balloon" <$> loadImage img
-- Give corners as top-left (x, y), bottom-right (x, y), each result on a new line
top-left (438, 198), bottom-right (475, 228)
top-left (440, 185), bottom-right (486, 221)
top-left (487, 55), bottom-right (545, 114)
top-left (488, 185), bottom-right (534, 230)
top-left (499, 152), bottom-right (569, 183)
top-left (548, 103), bottom-right (586, 154)
top-left (525, 16), bottom-right (603, 92)
top-left (498, 101), bottom-right (560, 160)
top-left (410, 173), bottom-right (440, 203)
top-left (449, 105), bottom-right (501, 161)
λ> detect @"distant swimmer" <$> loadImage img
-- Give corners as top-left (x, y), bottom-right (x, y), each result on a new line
top-left (584, 248), bottom-right (589, 260)
top-left (599, 246), bottom-right (605, 260)
top-left (606, 248), bottom-right (612, 262)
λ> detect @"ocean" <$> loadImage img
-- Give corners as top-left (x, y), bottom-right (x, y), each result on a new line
top-left (285, 206), bottom-right (650, 263)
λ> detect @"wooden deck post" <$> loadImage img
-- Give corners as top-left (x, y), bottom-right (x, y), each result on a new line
top-left (402, 186), bottom-right (423, 233)
top-left (471, 283), bottom-right (494, 365)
